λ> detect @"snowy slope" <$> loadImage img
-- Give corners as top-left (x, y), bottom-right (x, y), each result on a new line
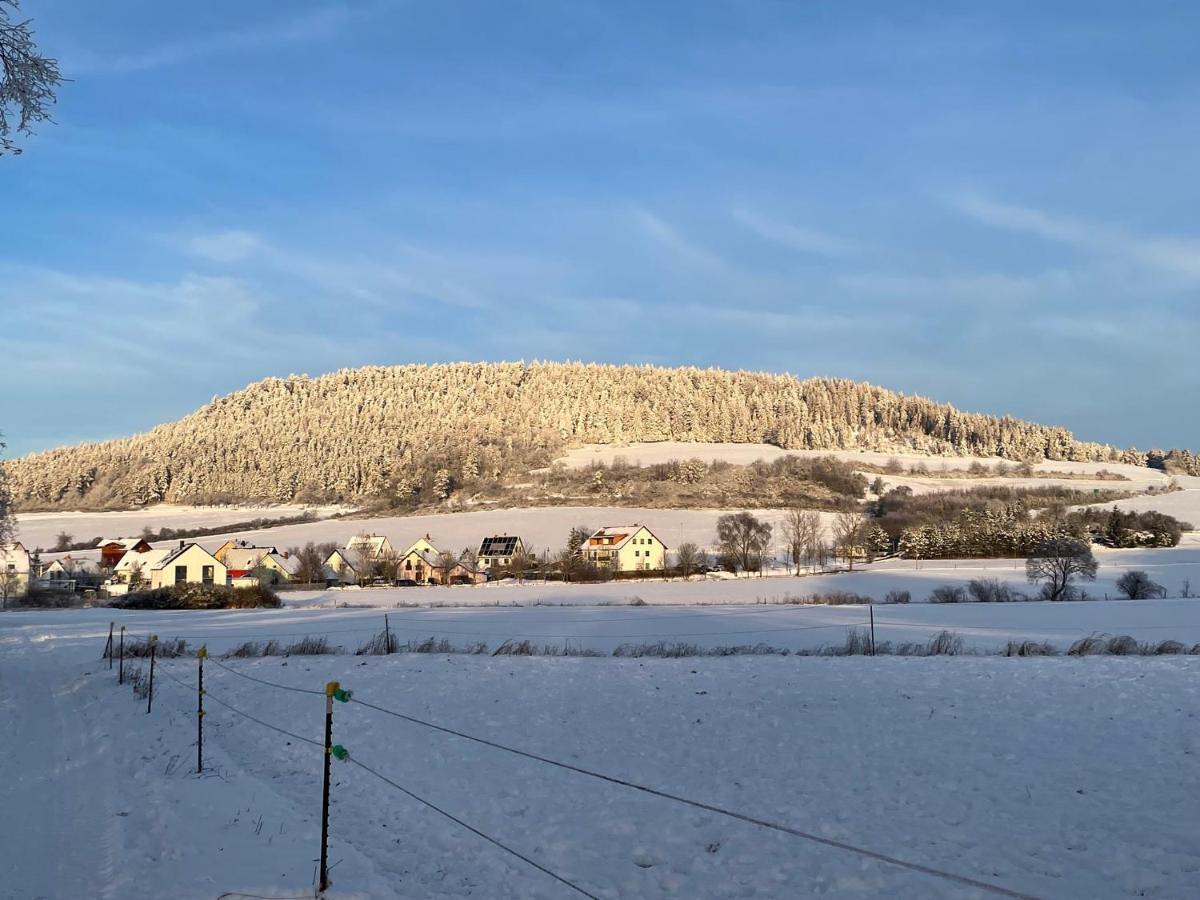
top-left (13, 503), bottom-right (351, 553)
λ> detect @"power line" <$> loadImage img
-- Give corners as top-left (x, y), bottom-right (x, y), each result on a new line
top-left (348, 696), bottom-right (1043, 900)
top-left (208, 657), bottom-right (325, 695)
top-left (203, 688), bottom-right (324, 749)
top-left (346, 756), bottom-right (599, 900)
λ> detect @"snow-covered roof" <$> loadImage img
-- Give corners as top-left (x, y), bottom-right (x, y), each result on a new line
top-left (585, 524), bottom-right (653, 551)
top-left (224, 548), bottom-right (268, 572)
top-left (115, 547), bottom-right (171, 572)
top-left (46, 556), bottom-right (101, 575)
top-left (324, 548), bottom-right (357, 571)
top-left (264, 552), bottom-right (301, 576)
top-left (347, 534), bottom-right (391, 556)
top-left (148, 543), bottom-right (219, 572)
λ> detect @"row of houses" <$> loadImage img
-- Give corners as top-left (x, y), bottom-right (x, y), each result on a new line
top-left (323, 524), bottom-right (669, 585)
top-left (0, 523), bottom-right (670, 600)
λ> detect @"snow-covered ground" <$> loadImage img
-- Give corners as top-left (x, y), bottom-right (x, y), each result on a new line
top-left (7, 588), bottom-right (1200, 658)
top-left (29, 506), bottom-right (829, 563)
top-left (276, 540), bottom-right (1200, 614)
top-left (13, 503), bottom-right (353, 552)
top-left (3, 609), bottom-right (1199, 899)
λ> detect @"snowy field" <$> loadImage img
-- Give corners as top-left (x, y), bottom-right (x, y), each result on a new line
top-left (12, 502), bottom-right (352, 552)
top-left (3, 611), bottom-right (1199, 899)
top-left (26, 505), bottom-right (827, 562)
top-left (554, 442), bottom-right (1173, 493)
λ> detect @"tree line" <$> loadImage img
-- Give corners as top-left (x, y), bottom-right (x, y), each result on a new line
top-left (7, 361), bottom-right (1193, 511)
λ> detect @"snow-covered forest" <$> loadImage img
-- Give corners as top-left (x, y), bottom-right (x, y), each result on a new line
top-left (6, 362), bottom-right (1199, 510)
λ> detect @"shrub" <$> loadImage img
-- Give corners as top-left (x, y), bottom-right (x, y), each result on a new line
top-left (882, 589), bottom-right (911, 604)
top-left (116, 583), bottom-right (280, 610)
top-left (407, 637), bottom-right (454, 654)
top-left (1115, 570), bottom-right (1166, 600)
top-left (123, 637), bottom-right (189, 658)
top-left (1005, 640), bottom-right (1055, 657)
top-left (355, 631), bottom-right (401, 655)
top-left (282, 636), bottom-right (336, 656)
top-left (928, 585), bottom-right (967, 604)
top-left (1152, 640), bottom-right (1186, 655)
top-left (967, 578), bottom-right (1023, 603)
top-left (925, 631), bottom-right (965, 655)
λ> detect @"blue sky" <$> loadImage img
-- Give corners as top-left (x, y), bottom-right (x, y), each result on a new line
top-left (3, 0), bottom-right (1199, 457)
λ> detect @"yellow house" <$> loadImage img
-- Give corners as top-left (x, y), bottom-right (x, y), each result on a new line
top-left (322, 548), bottom-right (358, 585)
top-left (258, 552), bottom-right (300, 585)
top-left (347, 533), bottom-right (395, 559)
top-left (583, 525), bottom-right (668, 572)
top-left (147, 543), bottom-right (228, 589)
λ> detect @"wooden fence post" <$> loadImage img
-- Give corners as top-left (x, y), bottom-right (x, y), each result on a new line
top-left (384, 614), bottom-right (391, 654)
top-left (103, 622), bottom-right (114, 665)
top-left (118, 626), bottom-right (126, 684)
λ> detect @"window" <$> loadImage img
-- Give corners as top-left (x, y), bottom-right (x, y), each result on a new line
top-left (174, 565), bottom-right (187, 584)
top-left (202, 565), bottom-right (215, 586)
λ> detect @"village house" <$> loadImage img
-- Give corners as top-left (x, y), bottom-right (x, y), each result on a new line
top-left (397, 535), bottom-right (439, 583)
top-left (256, 551), bottom-right (301, 586)
top-left (1, 542), bottom-right (31, 603)
top-left (222, 546), bottom-right (280, 579)
top-left (582, 524), bottom-right (668, 572)
top-left (392, 536), bottom-right (484, 585)
top-left (322, 548), bottom-right (358, 585)
top-left (346, 533), bottom-right (394, 560)
top-left (146, 542), bottom-right (227, 590)
top-left (477, 535), bottom-right (525, 573)
top-left (112, 546), bottom-right (172, 589)
top-left (96, 537), bottom-right (152, 570)
top-left (41, 555), bottom-right (102, 591)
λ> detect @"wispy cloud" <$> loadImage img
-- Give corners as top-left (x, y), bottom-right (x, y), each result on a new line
top-left (733, 208), bottom-right (860, 257)
top-left (953, 193), bottom-right (1200, 281)
top-left (70, 4), bottom-right (380, 75)
top-left (186, 230), bottom-right (264, 263)
top-left (634, 210), bottom-right (727, 269)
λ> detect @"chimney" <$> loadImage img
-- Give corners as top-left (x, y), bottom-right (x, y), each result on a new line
top-left (179, 540), bottom-right (185, 549)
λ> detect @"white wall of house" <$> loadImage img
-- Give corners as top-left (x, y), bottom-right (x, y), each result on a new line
top-left (149, 545), bottom-right (227, 589)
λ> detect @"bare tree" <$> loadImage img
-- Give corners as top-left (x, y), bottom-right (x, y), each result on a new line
top-left (673, 542), bottom-right (703, 580)
top-left (556, 547), bottom-right (582, 583)
top-left (509, 544), bottom-right (532, 583)
top-left (1115, 569), bottom-right (1165, 600)
top-left (1, 1), bottom-right (63, 155)
top-left (783, 508), bottom-right (821, 575)
top-left (435, 550), bottom-right (457, 585)
top-left (716, 512), bottom-right (772, 576)
top-left (377, 549), bottom-right (401, 584)
top-left (1025, 537), bottom-right (1098, 601)
top-left (350, 534), bottom-right (377, 586)
top-left (53, 530), bottom-right (72, 551)
top-left (291, 542), bottom-right (326, 585)
top-left (832, 511), bottom-right (866, 571)
top-left (0, 432), bottom-right (13, 544)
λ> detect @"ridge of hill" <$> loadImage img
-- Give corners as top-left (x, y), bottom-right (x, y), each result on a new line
top-left (5, 362), bottom-right (1197, 510)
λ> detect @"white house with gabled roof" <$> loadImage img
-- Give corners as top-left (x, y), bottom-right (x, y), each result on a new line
top-left (147, 542), bottom-right (227, 590)
top-left (582, 524), bottom-right (667, 572)
top-left (2, 542), bottom-right (30, 602)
